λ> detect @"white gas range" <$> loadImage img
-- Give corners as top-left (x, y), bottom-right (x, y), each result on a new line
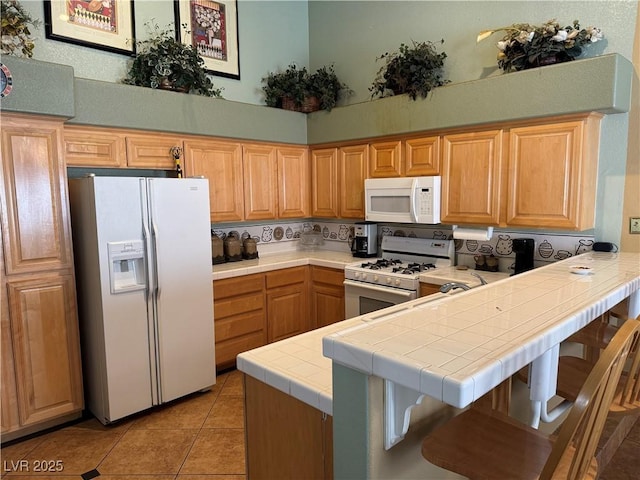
top-left (344, 236), bottom-right (456, 318)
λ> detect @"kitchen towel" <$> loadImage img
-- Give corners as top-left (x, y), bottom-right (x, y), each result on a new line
top-left (452, 225), bottom-right (494, 241)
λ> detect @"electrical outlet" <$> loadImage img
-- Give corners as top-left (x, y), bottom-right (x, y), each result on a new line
top-left (630, 217), bottom-right (640, 234)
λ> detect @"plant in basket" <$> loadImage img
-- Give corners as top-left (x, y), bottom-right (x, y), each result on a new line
top-left (370, 40), bottom-right (449, 100)
top-left (477, 19), bottom-right (604, 72)
top-left (1, 0), bottom-right (41, 58)
top-left (261, 63), bottom-right (350, 113)
top-left (122, 21), bottom-right (223, 97)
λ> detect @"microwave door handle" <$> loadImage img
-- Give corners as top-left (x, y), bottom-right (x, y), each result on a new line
top-left (410, 177), bottom-right (419, 223)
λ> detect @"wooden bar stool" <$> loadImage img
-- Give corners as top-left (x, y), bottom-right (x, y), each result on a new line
top-left (421, 319), bottom-right (640, 480)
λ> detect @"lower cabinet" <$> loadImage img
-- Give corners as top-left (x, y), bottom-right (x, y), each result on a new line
top-left (213, 265), bottom-right (345, 368)
top-left (419, 282), bottom-right (441, 297)
top-left (213, 274), bottom-right (267, 370)
top-left (311, 266), bottom-right (345, 328)
top-left (266, 267), bottom-right (309, 343)
top-left (1, 273), bottom-right (83, 439)
top-left (245, 374), bottom-right (333, 480)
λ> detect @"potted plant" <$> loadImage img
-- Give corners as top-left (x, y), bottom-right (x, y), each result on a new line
top-left (261, 63), bottom-right (350, 112)
top-left (477, 19), bottom-right (604, 72)
top-left (1, 0), bottom-right (40, 58)
top-left (369, 40), bottom-right (449, 100)
top-left (123, 22), bottom-right (223, 97)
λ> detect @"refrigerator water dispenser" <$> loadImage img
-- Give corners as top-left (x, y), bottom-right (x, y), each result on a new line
top-left (107, 241), bottom-right (146, 293)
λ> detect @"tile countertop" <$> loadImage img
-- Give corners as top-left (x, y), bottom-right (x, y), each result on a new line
top-left (323, 252), bottom-right (640, 409)
top-left (212, 250), bottom-right (356, 280)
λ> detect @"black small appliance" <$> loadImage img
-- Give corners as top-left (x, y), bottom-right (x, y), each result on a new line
top-left (512, 238), bottom-right (535, 274)
top-left (352, 222), bottom-right (378, 258)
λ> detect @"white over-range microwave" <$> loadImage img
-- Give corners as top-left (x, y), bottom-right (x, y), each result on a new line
top-left (364, 176), bottom-right (441, 224)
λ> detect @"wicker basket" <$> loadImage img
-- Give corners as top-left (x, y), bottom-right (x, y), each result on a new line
top-left (281, 95), bottom-right (320, 113)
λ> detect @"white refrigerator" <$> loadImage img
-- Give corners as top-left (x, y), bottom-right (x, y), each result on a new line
top-left (69, 175), bottom-right (215, 424)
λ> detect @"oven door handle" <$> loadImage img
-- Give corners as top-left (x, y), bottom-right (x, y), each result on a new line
top-left (344, 279), bottom-right (415, 299)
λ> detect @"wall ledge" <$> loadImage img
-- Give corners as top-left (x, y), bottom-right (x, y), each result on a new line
top-left (307, 53), bottom-right (634, 145)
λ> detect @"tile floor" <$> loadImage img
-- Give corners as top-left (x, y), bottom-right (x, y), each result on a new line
top-left (1, 368), bottom-right (638, 479)
top-left (1, 369), bottom-right (246, 479)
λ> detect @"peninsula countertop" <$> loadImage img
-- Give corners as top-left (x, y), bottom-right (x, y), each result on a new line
top-left (322, 252), bottom-right (640, 408)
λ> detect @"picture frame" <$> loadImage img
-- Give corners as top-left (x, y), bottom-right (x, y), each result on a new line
top-left (174, 0), bottom-right (240, 80)
top-left (43, 0), bottom-right (136, 56)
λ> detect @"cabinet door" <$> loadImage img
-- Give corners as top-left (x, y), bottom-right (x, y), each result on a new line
top-left (185, 139), bottom-right (244, 222)
top-left (243, 144), bottom-right (278, 220)
top-left (63, 126), bottom-right (126, 167)
top-left (7, 273), bottom-right (83, 427)
top-left (369, 140), bottom-right (402, 177)
top-left (339, 145), bottom-right (368, 218)
top-left (0, 116), bottom-right (73, 275)
top-left (405, 135), bottom-right (440, 176)
top-left (507, 119), bottom-right (598, 230)
top-left (311, 267), bottom-right (345, 328)
top-left (311, 148), bottom-right (339, 217)
top-left (125, 133), bottom-right (183, 169)
top-left (278, 146), bottom-right (310, 218)
top-left (1, 249), bottom-right (19, 433)
top-left (266, 267), bottom-right (308, 343)
top-left (441, 130), bottom-right (503, 225)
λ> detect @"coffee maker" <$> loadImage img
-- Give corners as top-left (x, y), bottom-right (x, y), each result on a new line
top-left (352, 222), bottom-right (377, 258)
top-left (512, 238), bottom-right (535, 274)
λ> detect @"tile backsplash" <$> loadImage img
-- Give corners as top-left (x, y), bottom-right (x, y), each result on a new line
top-left (211, 220), bottom-right (596, 272)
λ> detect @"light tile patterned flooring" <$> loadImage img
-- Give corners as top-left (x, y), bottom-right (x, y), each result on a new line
top-left (1, 367), bottom-right (638, 479)
top-left (1, 369), bottom-right (246, 479)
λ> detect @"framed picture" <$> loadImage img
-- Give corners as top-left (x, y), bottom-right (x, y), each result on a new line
top-left (43, 0), bottom-right (136, 56)
top-left (174, 0), bottom-right (240, 79)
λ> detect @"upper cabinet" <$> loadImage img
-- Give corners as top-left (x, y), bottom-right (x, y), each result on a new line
top-left (243, 144), bottom-right (278, 220)
top-left (405, 135), bottom-right (440, 176)
top-left (277, 146), bottom-right (310, 218)
top-left (440, 129), bottom-right (504, 226)
top-left (311, 144), bottom-right (368, 219)
top-left (2, 116), bottom-right (74, 274)
top-left (506, 116), bottom-right (601, 230)
top-left (125, 133), bottom-right (183, 169)
top-left (369, 140), bottom-right (402, 177)
top-left (440, 114), bottom-right (601, 230)
top-left (184, 139), bottom-right (244, 222)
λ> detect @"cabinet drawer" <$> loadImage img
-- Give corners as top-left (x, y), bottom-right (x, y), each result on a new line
top-left (265, 267), bottom-right (307, 289)
top-left (214, 274), bottom-right (264, 300)
top-left (311, 266), bottom-right (344, 286)
top-left (215, 311), bottom-right (265, 342)
top-left (214, 292), bottom-right (264, 319)
top-left (216, 331), bottom-right (266, 368)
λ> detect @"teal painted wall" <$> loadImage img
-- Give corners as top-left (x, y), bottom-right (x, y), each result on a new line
top-left (20, 0), bottom-right (310, 105)
top-left (308, 0), bottom-right (637, 105)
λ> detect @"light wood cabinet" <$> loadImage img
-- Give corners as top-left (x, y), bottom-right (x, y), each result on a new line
top-left (339, 144), bottom-right (368, 218)
top-left (266, 267), bottom-right (309, 343)
top-left (277, 146), bottom-right (310, 218)
top-left (311, 148), bottom-right (339, 217)
top-left (63, 126), bottom-right (126, 167)
top-left (125, 132), bottom-right (182, 169)
top-left (405, 135), bottom-right (440, 176)
top-left (6, 273), bottom-right (83, 427)
top-left (311, 266), bottom-right (345, 329)
top-left (185, 139), bottom-right (244, 222)
top-left (506, 115), bottom-right (601, 230)
top-left (419, 282), bottom-right (441, 297)
top-left (1, 114), bottom-right (83, 441)
top-left (213, 274), bottom-right (266, 370)
top-left (369, 140), bottom-right (402, 177)
top-left (243, 144), bottom-right (278, 220)
top-left (440, 129), bottom-right (504, 226)
top-left (245, 374), bottom-right (333, 480)
top-left (312, 145), bottom-right (368, 219)
top-left (64, 126), bottom-right (181, 170)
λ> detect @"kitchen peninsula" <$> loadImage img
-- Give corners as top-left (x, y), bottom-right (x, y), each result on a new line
top-left (238, 252), bottom-right (640, 479)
